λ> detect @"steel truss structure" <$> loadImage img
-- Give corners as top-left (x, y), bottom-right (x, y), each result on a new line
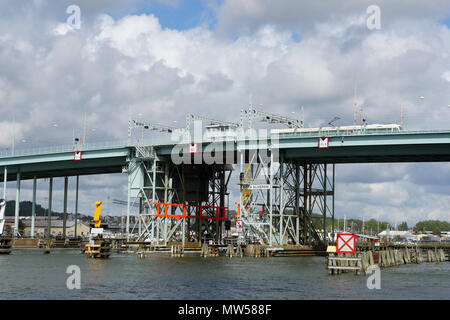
top-left (126, 147), bottom-right (232, 245)
top-left (125, 110), bottom-right (334, 247)
top-left (238, 150), bottom-right (335, 247)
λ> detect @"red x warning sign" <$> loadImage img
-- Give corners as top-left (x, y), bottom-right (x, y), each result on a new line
top-left (336, 233), bottom-right (356, 254)
top-left (74, 151), bottom-right (82, 161)
top-left (318, 136), bottom-right (329, 149)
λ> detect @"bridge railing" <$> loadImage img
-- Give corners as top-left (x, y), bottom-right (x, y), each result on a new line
top-left (0, 140), bottom-right (132, 158)
top-left (274, 128), bottom-right (450, 139)
top-left (1, 128), bottom-right (448, 159)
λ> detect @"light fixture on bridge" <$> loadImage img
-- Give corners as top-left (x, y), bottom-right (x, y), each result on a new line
top-left (328, 116), bottom-right (341, 127)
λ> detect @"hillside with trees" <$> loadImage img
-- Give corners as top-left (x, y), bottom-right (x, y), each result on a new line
top-left (414, 220), bottom-right (450, 234)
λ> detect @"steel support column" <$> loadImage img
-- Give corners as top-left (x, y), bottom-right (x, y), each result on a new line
top-left (74, 176), bottom-right (79, 238)
top-left (126, 165), bottom-right (131, 240)
top-left (295, 161), bottom-right (300, 245)
top-left (303, 164), bottom-right (307, 244)
top-left (323, 165), bottom-right (327, 243)
top-left (31, 176), bottom-right (37, 239)
top-left (63, 176), bottom-right (68, 238)
top-left (14, 172), bottom-right (20, 238)
top-left (47, 177), bottom-right (53, 238)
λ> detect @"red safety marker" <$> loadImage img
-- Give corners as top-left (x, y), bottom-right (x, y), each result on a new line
top-left (318, 137), bottom-right (329, 149)
top-left (74, 151), bottom-right (82, 161)
top-left (336, 233), bottom-right (356, 254)
top-left (189, 142), bottom-right (197, 154)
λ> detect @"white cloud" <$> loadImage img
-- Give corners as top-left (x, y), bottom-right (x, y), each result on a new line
top-left (442, 71), bottom-right (450, 82)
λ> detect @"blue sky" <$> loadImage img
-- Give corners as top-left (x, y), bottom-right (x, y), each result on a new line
top-left (111, 0), bottom-right (219, 30)
top-left (440, 16), bottom-right (450, 27)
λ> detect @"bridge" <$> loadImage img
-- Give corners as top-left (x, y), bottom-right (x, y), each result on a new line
top-left (1, 118), bottom-right (449, 248)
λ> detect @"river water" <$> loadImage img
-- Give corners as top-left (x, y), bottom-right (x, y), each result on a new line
top-left (0, 249), bottom-right (449, 300)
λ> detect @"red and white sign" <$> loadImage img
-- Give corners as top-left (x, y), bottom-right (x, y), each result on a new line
top-left (236, 220), bottom-right (244, 230)
top-left (336, 233), bottom-right (356, 254)
top-left (189, 142), bottom-right (197, 154)
top-left (318, 137), bottom-right (329, 149)
top-left (74, 151), bottom-right (82, 161)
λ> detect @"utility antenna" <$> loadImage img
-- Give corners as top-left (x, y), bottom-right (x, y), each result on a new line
top-left (359, 107), bottom-right (363, 126)
top-left (400, 105), bottom-right (404, 127)
top-left (353, 84), bottom-right (358, 126)
top-left (11, 116), bottom-right (15, 155)
top-left (300, 106), bottom-right (305, 126)
top-left (128, 106), bottom-right (132, 138)
top-left (82, 112), bottom-right (87, 145)
top-left (362, 216), bottom-right (365, 235)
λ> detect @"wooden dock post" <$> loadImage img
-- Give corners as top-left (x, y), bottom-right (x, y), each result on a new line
top-left (439, 249), bottom-right (445, 262)
top-left (385, 250), bottom-right (389, 267)
top-left (356, 253), bottom-right (362, 275)
top-left (328, 253), bottom-right (334, 275)
top-left (369, 251), bottom-right (374, 266)
top-left (226, 244), bottom-right (233, 258)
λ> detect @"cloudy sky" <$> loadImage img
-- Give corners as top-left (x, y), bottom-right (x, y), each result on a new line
top-left (1, 0), bottom-right (449, 226)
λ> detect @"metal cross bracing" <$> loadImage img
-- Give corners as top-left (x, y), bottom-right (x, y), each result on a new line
top-left (240, 109), bottom-right (304, 129)
top-left (238, 149), bottom-right (335, 247)
top-left (126, 149), bottom-right (232, 245)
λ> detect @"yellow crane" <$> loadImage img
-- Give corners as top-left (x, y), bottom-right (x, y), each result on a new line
top-left (93, 201), bottom-right (102, 228)
top-left (84, 201), bottom-right (111, 258)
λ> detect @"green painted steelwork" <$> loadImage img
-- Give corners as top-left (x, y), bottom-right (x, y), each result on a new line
top-left (0, 129), bottom-right (449, 182)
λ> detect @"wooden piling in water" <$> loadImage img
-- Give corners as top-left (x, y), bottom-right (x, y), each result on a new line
top-left (328, 253), bottom-right (334, 275)
top-left (171, 245), bottom-right (184, 257)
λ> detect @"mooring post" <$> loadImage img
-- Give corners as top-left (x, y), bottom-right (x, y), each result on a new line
top-left (328, 253), bottom-right (333, 275)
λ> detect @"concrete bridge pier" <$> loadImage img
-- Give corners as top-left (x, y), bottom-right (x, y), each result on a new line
top-left (47, 177), bottom-right (53, 238)
top-left (74, 176), bottom-right (79, 238)
top-left (14, 171), bottom-right (20, 237)
top-left (31, 177), bottom-right (37, 239)
top-left (62, 176), bottom-right (68, 238)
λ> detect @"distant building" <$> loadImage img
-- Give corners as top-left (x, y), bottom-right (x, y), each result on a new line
top-left (21, 218), bottom-right (90, 238)
top-left (378, 230), bottom-right (417, 242)
top-left (418, 234), bottom-right (441, 242)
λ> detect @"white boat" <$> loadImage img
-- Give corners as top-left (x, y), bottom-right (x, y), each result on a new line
top-left (0, 199), bottom-right (12, 254)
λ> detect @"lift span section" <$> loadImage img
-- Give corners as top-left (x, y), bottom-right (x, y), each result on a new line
top-left (154, 129), bottom-right (450, 163)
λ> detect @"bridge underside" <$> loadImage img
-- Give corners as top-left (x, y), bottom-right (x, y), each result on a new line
top-left (155, 143), bottom-right (450, 164)
top-left (282, 144), bottom-right (450, 163)
top-left (0, 157), bottom-right (127, 182)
